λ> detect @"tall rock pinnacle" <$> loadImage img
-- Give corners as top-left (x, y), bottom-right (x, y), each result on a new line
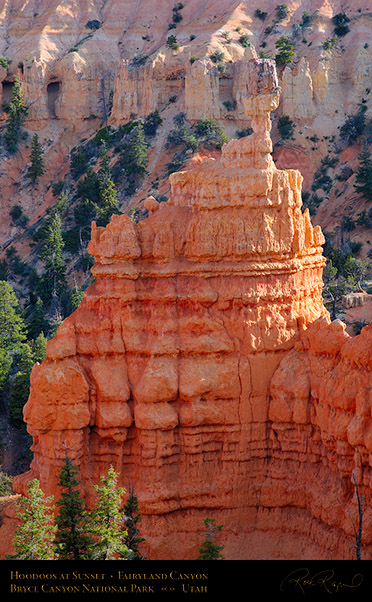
top-left (11, 59), bottom-right (329, 559)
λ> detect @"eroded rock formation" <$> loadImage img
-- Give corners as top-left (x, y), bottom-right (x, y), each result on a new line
top-left (5, 57), bottom-right (372, 560)
top-left (6, 58), bottom-right (328, 560)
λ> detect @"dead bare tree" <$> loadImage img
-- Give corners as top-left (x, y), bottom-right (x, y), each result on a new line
top-left (349, 471), bottom-right (363, 560)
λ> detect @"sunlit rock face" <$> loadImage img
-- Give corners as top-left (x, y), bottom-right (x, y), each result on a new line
top-left (12, 59), bottom-right (339, 560)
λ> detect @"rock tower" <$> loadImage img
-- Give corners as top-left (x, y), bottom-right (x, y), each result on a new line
top-left (12, 59), bottom-right (330, 559)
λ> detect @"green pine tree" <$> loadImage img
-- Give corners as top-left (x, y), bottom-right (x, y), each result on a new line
top-left (70, 285), bottom-right (84, 311)
top-left (354, 150), bottom-right (372, 201)
top-left (31, 332), bottom-right (47, 364)
top-left (0, 281), bottom-right (28, 397)
top-left (39, 208), bottom-right (66, 298)
top-left (86, 465), bottom-right (131, 560)
top-left (26, 297), bottom-right (48, 340)
top-left (27, 133), bottom-right (45, 183)
top-left (122, 122), bottom-right (148, 194)
top-left (275, 36), bottom-right (296, 66)
top-left (92, 146), bottom-right (119, 225)
top-left (8, 343), bottom-right (35, 427)
top-left (0, 280), bottom-right (27, 351)
top-left (54, 454), bottom-right (93, 560)
top-left (122, 482), bottom-right (146, 559)
top-left (6, 479), bottom-right (56, 559)
top-left (4, 76), bottom-right (28, 153)
top-left (197, 518), bottom-right (224, 560)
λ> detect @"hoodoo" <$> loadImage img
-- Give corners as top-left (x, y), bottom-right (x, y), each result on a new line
top-left (5, 58), bottom-right (372, 560)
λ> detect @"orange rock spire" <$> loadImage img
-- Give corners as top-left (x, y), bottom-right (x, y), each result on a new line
top-left (11, 59), bottom-right (331, 559)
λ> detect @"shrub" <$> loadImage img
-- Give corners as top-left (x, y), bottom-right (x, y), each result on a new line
top-left (276, 4), bottom-right (288, 21)
top-left (332, 12), bottom-right (350, 37)
top-left (0, 57), bottom-right (9, 69)
top-left (302, 191), bottom-right (323, 215)
top-left (172, 11), bottom-right (182, 23)
top-left (323, 35), bottom-right (338, 50)
top-left (130, 53), bottom-right (148, 67)
top-left (190, 56), bottom-right (198, 64)
top-left (239, 34), bottom-right (251, 48)
top-left (275, 36), bottom-right (296, 66)
top-left (221, 31), bottom-right (232, 43)
top-left (340, 104), bottom-right (367, 144)
top-left (0, 469), bottom-right (13, 496)
top-left (277, 115), bottom-right (295, 139)
top-left (352, 320), bottom-right (368, 335)
top-left (52, 179), bottom-right (64, 197)
top-left (349, 241), bottom-right (363, 255)
top-left (223, 100), bottom-right (236, 111)
top-left (194, 117), bottom-right (229, 148)
top-left (166, 35), bottom-right (179, 50)
top-left (254, 9), bottom-right (267, 21)
top-left (70, 147), bottom-right (89, 180)
top-left (10, 205), bottom-right (29, 228)
top-left (86, 20), bottom-right (101, 30)
top-left (301, 11), bottom-right (312, 26)
top-left (236, 127), bottom-right (253, 138)
top-left (209, 50), bottom-right (224, 64)
top-left (143, 110), bottom-right (162, 137)
top-left (167, 151), bottom-right (186, 175)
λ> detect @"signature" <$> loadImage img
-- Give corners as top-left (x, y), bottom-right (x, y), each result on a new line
top-left (280, 568), bottom-right (363, 595)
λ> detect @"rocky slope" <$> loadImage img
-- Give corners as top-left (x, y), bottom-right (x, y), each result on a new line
top-left (0, 1), bottom-right (371, 249)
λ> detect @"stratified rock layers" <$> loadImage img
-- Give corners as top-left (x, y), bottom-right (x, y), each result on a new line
top-left (12, 59), bottom-right (364, 560)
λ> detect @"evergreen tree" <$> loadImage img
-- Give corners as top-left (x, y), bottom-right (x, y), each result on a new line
top-left (26, 297), bottom-right (48, 340)
top-left (4, 77), bottom-right (28, 153)
top-left (6, 479), bottom-right (56, 559)
top-left (9, 343), bottom-right (35, 427)
top-left (122, 482), bottom-right (146, 559)
top-left (275, 36), bottom-right (296, 66)
top-left (354, 150), bottom-right (372, 201)
top-left (0, 281), bottom-right (28, 396)
top-left (54, 454), bottom-right (93, 560)
top-left (0, 280), bottom-right (27, 352)
top-left (39, 208), bottom-right (66, 298)
top-left (27, 133), bottom-right (45, 183)
top-left (121, 122), bottom-right (148, 193)
top-left (70, 285), bottom-right (84, 311)
top-left (86, 465), bottom-right (131, 560)
top-left (31, 332), bottom-right (47, 364)
top-left (197, 518), bottom-right (224, 560)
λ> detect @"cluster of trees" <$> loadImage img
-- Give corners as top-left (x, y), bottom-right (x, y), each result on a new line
top-left (0, 281), bottom-right (46, 429)
top-left (322, 235), bottom-right (370, 320)
top-left (7, 454), bottom-right (225, 561)
top-left (7, 458), bottom-right (145, 560)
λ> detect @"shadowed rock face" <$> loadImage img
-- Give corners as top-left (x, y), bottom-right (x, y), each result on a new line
top-left (11, 58), bottom-right (365, 561)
